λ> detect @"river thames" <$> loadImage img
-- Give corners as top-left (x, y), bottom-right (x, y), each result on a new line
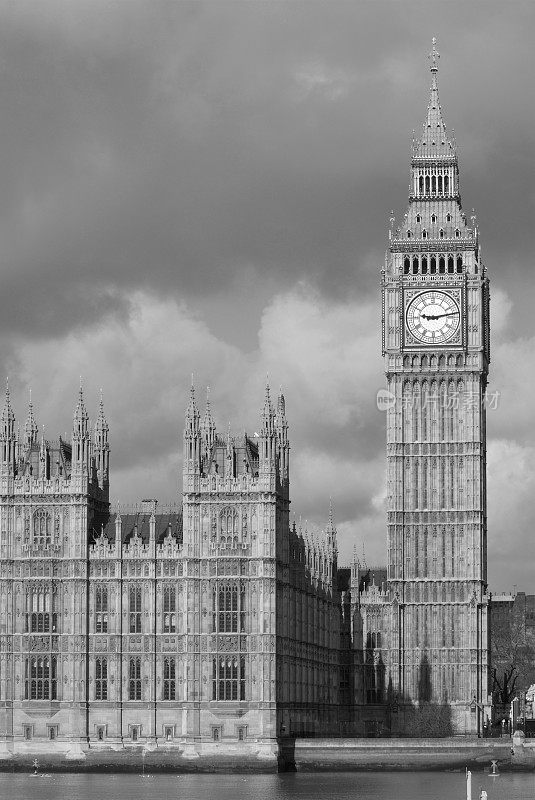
top-left (0, 772), bottom-right (534, 800)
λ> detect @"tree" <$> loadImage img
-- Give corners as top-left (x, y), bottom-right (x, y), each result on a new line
top-left (491, 597), bottom-right (535, 706)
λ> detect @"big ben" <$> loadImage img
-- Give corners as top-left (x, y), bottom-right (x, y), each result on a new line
top-left (381, 40), bottom-right (490, 732)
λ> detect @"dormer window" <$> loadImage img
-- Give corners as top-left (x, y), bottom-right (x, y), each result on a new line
top-left (431, 214), bottom-right (436, 224)
top-left (422, 229), bottom-right (428, 239)
top-left (447, 214), bottom-right (451, 222)
top-left (407, 230), bottom-right (411, 239)
top-left (455, 229), bottom-right (461, 238)
top-left (416, 215), bottom-right (421, 223)
top-left (439, 229), bottom-right (444, 239)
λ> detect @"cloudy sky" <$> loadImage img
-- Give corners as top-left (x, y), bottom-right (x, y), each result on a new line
top-left (0, 1), bottom-right (533, 591)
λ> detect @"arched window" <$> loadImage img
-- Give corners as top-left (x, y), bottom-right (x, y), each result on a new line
top-left (439, 228), bottom-right (444, 239)
top-left (412, 256), bottom-right (419, 274)
top-left (422, 229), bottom-right (428, 239)
top-left (95, 585), bottom-right (108, 633)
top-left (25, 655), bottom-right (57, 700)
top-left (32, 510), bottom-right (52, 549)
top-left (95, 657), bottom-right (108, 700)
top-left (456, 256), bottom-right (463, 273)
top-left (430, 256), bottom-right (437, 274)
top-left (431, 214), bottom-right (437, 224)
top-left (425, 175), bottom-right (430, 194)
top-left (422, 256), bottom-right (428, 274)
top-left (439, 256), bottom-right (445, 273)
top-left (129, 585), bottom-right (142, 633)
top-left (213, 583), bottom-right (246, 633)
top-left (404, 257), bottom-right (410, 274)
top-left (163, 657), bottom-right (176, 700)
top-left (129, 657), bottom-right (142, 700)
top-left (26, 587), bottom-right (57, 633)
top-left (419, 176), bottom-right (424, 194)
top-left (448, 255), bottom-right (454, 273)
top-left (212, 656), bottom-right (245, 701)
top-left (432, 175), bottom-right (436, 194)
top-left (438, 175), bottom-right (443, 194)
top-left (163, 585), bottom-right (176, 633)
top-left (444, 175), bottom-right (449, 193)
top-left (455, 229), bottom-right (461, 238)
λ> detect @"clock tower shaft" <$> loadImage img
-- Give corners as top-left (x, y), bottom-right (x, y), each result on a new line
top-left (382, 42), bottom-right (490, 732)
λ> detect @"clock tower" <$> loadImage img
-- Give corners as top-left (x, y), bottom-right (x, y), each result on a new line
top-left (381, 40), bottom-right (490, 732)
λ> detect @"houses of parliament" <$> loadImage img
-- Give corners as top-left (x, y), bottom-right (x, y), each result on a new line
top-left (0, 43), bottom-right (491, 758)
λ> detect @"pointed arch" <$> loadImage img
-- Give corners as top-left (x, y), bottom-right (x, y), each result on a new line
top-left (421, 379), bottom-right (429, 441)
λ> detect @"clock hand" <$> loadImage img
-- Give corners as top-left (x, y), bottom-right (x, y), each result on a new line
top-left (421, 311), bottom-right (460, 321)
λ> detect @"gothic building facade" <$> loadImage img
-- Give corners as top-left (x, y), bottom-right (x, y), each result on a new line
top-left (0, 383), bottom-right (340, 757)
top-left (356, 40), bottom-right (490, 735)
top-left (0, 43), bottom-right (490, 755)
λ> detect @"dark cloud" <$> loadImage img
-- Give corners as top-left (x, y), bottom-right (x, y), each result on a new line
top-left (0, 2), bottom-right (533, 590)
top-left (0, 3), bottom-right (532, 339)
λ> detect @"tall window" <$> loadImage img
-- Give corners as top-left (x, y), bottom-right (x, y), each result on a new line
top-left (129, 585), bottom-right (142, 633)
top-left (129, 657), bottom-right (141, 700)
top-left (95, 585), bottom-right (108, 633)
top-left (32, 510), bottom-right (52, 549)
top-left (163, 585), bottom-right (176, 633)
top-left (163, 657), bottom-right (176, 700)
top-left (25, 656), bottom-right (57, 700)
top-left (219, 506), bottom-right (239, 548)
top-left (212, 584), bottom-right (246, 633)
top-left (212, 656), bottom-right (245, 701)
top-left (95, 657), bottom-right (108, 700)
top-left (26, 588), bottom-right (58, 633)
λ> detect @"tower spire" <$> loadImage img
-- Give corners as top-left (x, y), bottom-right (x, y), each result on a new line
top-left (72, 381), bottom-right (90, 474)
top-left (24, 389), bottom-right (38, 447)
top-left (326, 497), bottom-right (338, 560)
top-left (183, 382), bottom-right (201, 480)
top-left (200, 385), bottom-right (215, 461)
top-left (95, 388), bottom-right (110, 489)
top-left (413, 37), bottom-right (454, 160)
top-left (1, 379), bottom-right (17, 476)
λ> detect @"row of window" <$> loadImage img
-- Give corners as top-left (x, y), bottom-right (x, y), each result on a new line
top-left (415, 213), bottom-right (452, 224)
top-left (22, 724), bottom-right (248, 742)
top-left (403, 254), bottom-right (463, 275)
top-left (415, 173), bottom-right (451, 196)
top-left (22, 584), bottom-right (247, 635)
top-left (114, 584), bottom-right (246, 634)
top-left (407, 228), bottom-right (462, 240)
top-left (24, 656), bottom-right (246, 702)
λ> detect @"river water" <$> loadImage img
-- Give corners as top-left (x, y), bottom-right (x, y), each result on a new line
top-left (0, 772), bottom-right (534, 800)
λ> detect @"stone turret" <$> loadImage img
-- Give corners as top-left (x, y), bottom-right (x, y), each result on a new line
top-left (0, 381), bottom-right (17, 478)
top-left (72, 383), bottom-right (91, 476)
top-left (94, 390), bottom-right (110, 490)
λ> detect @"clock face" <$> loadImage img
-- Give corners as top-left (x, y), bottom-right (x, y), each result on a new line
top-left (406, 291), bottom-right (460, 344)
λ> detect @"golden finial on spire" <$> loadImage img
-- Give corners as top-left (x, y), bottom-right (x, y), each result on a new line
top-left (429, 37), bottom-right (440, 73)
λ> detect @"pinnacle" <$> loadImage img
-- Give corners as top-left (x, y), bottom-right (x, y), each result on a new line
top-left (2, 377), bottom-right (15, 424)
top-left (413, 38), bottom-right (455, 160)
